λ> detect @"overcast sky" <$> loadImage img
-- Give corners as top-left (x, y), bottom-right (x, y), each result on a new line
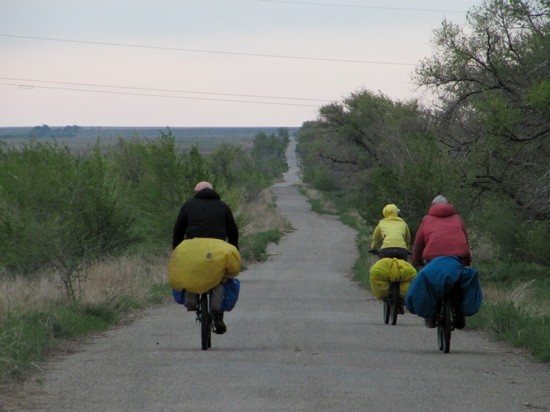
top-left (0, 0), bottom-right (484, 128)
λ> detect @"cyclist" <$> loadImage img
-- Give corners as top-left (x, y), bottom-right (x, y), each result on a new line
top-left (172, 181), bottom-right (239, 334)
top-left (369, 204), bottom-right (415, 313)
top-left (370, 204), bottom-right (411, 260)
top-left (410, 195), bottom-right (472, 329)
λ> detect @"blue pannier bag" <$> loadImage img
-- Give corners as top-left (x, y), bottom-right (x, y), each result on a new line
top-left (172, 289), bottom-right (185, 305)
top-left (221, 278), bottom-right (240, 312)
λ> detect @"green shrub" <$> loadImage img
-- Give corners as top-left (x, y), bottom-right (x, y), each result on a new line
top-left (0, 142), bottom-right (134, 298)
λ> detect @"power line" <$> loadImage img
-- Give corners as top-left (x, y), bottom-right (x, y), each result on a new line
top-left (0, 76), bottom-right (333, 103)
top-left (248, 0), bottom-right (466, 13)
top-left (0, 82), bottom-right (324, 108)
top-left (0, 34), bottom-right (416, 66)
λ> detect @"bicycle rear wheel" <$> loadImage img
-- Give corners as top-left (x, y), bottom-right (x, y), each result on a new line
top-left (383, 300), bottom-right (390, 324)
top-left (200, 293), bottom-right (212, 350)
top-left (437, 297), bottom-right (453, 353)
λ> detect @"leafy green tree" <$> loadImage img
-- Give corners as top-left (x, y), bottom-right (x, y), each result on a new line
top-left (251, 131), bottom-right (289, 179)
top-left (413, 0), bottom-right (549, 263)
top-left (108, 131), bottom-right (211, 245)
top-left (415, 0), bottom-right (550, 220)
top-left (209, 144), bottom-right (253, 188)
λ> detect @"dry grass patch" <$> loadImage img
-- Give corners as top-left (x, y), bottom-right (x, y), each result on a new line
top-left (0, 275), bottom-right (65, 319)
top-left (298, 184), bottom-right (338, 214)
top-left (81, 254), bottom-right (169, 304)
top-left (0, 254), bottom-right (169, 321)
top-left (482, 281), bottom-right (549, 316)
top-left (240, 188), bottom-right (291, 236)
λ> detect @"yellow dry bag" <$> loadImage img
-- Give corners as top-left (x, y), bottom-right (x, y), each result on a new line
top-left (168, 238), bottom-right (241, 294)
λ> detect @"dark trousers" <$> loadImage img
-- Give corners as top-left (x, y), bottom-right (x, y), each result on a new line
top-left (378, 247), bottom-right (409, 261)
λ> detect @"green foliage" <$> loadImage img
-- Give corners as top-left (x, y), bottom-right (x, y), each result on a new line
top-left (251, 130), bottom-right (289, 179)
top-left (209, 130), bottom-right (288, 204)
top-left (0, 127), bottom-right (290, 286)
top-left (0, 141), bottom-right (134, 298)
top-left (209, 143), bottom-right (269, 204)
top-left (108, 131), bottom-right (211, 247)
top-left (415, 0), bottom-right (550, 222)
top-left (528, 79), bottom-right (550, 113)
top-left (472, 193), bottom-right (550, 265)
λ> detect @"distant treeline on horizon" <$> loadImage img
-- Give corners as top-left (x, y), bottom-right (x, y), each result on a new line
top-left (0, 125), bottom-right (300, 141)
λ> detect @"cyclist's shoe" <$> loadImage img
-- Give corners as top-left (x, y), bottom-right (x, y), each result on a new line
top-left (185, 303), bottom-right (197, 311)
top-left (454, 311), bottom-right (466, 330)
top-left (213, 312), bottom-right (227, 335)
top-left (424, 317), bottom-right (436, 328)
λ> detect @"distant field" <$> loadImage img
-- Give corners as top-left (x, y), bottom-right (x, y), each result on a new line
top-left (0, 126), bottom-right (300, 153)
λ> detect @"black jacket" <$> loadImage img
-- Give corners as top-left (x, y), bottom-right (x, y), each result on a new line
top-left (172, 188), bottom-right (239, 249)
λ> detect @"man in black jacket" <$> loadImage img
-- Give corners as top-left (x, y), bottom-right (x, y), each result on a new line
top-left (172, 181), bottom-right (239, 334)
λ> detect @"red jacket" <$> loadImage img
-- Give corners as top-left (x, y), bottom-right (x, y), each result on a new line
top-left (412, 203), bottom-right (471, 266)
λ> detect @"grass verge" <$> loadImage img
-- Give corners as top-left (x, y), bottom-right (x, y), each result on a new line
top-left (468, 300), bottom-right (550, 361)
top-left (0, 283), bottom-right (171, 384)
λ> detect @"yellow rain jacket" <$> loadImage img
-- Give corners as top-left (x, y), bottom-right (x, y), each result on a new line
top-left (370, 257), bottom-right (417, 299)
top-left (168, 237), bottom-right (241, 294)
top-left (370, 204), bottom-right (411, 250)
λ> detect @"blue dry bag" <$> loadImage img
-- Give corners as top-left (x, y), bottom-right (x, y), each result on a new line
top-left (172, 290), bottom-right (185, 305)
top-left (221, 278), bottom-right (240, 312)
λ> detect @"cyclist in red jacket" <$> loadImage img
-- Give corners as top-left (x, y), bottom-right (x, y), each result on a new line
top-left (411, 195), bottom-right (472, 329)
top-left (412, 195), bottom-right (471, 268)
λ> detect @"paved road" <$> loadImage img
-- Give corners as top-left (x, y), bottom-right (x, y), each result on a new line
top-left (12, 139), bottom-right (550, 411)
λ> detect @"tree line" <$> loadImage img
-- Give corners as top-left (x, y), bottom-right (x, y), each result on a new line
top-left (296, 0), bottom-right (549, 266)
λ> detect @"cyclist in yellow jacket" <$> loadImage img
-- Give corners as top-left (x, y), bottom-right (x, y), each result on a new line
top-left (370, 204), bottom-right (411, 261)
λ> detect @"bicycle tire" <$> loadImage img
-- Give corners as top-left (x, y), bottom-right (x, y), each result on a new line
top-left (390, 282), bottom-right (400, 325)
top-left (383, 299), bottom-right (390, 324)
top-left (437, 297), bottom-right (453, 353)
top-left (200, 293), bottom-right (211, 350)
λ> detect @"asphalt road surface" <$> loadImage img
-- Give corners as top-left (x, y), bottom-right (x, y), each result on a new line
top-left (12, 139), bottom-right (550, 412)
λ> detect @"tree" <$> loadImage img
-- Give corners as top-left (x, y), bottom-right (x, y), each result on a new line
top-left (415, 0), bottom-right (550, 220)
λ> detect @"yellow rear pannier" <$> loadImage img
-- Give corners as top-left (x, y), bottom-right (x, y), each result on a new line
top-left (370, 257), bottom-right (417, 300)
top-left (168, 238), bottom-right (241, 294)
